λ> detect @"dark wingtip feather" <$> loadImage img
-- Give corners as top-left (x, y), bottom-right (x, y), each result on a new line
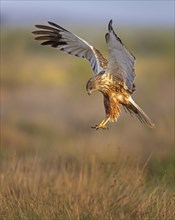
top-left (35, 24), bottom-right (42, 28)
top-left (108, 19), bottom-right (113, 31)
top-left (105, 33), bottom-right (109, 43)
top-left (48, 21), bottom-right (58, 27)
top-left (48, 21), bottom-right (68, 32)
top-left (109, 19), bottom-right (113, 25)
top-left (108, 20), bottom-right (124, 46)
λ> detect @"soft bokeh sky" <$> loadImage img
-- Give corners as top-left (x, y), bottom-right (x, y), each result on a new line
top-left (1, 0), bottom-right (174, 27)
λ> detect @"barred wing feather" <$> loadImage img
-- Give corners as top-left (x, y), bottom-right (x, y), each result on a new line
top-left (106, 20), bottom-right (136, 91)
top-left (32, 21), bottom-right (107, 75)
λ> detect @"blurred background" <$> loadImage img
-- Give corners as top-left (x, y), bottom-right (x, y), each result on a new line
top-left (1, 0), bottom-right (174, 157)
top-left (1, 1), bottom-right (174, 219)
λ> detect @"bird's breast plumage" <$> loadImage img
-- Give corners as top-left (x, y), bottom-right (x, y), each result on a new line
top-left (94, 73), bottom-right (129, 122)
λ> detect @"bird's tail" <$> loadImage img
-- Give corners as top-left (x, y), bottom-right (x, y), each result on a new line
top-left (123, 97), bottom-right (155, 128)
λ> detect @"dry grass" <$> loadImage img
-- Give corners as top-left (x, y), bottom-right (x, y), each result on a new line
top-left (1, 151), bottom-right (175, 220)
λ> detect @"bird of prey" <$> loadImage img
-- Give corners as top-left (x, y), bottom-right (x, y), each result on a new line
top-left (32, 20), bottom-right (155, 130)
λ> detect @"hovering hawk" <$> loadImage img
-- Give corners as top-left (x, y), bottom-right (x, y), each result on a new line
top-left (32, 20), bottom-right (154, 129)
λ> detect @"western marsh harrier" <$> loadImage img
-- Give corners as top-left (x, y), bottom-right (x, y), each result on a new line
top-left (32, 20), bottom-right (154, 129)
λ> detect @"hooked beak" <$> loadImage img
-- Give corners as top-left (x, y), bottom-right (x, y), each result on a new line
top-left (87, 90), bottom-right (91, 96)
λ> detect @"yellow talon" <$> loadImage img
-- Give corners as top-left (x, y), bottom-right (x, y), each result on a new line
top-left (91, 118), bottom-right (110, 130)
top-left (91, 124), bottom-right (108, 130)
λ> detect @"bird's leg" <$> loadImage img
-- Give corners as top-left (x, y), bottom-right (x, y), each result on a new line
top-left (91, 117), bottom-right (110, 130)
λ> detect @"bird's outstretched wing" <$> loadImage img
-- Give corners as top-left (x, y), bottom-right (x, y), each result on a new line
top-left (32, 21), bottom-right (107, 75)
top-left (105, 20), bottom-right (136, 92)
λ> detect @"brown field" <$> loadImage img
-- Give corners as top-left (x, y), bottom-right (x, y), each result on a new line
top-left (0, 26), bottom-right (174, 219)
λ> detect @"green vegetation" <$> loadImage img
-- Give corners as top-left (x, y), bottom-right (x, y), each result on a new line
top-left (0, 26), bottom-right (174, 219)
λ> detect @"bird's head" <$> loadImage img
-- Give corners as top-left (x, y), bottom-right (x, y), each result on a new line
top-left (86, 77), bottom-right (98, 95)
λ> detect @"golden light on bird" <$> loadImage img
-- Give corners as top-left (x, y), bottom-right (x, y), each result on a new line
top-left (33, 20), bottom-right (155, 130)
